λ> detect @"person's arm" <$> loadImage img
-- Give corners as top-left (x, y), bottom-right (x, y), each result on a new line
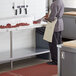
top-left (48, 3), bottom-right (57, 22)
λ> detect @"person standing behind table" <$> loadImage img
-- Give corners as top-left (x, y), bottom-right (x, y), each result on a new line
top-left (45, 0), bottom-right (64, 65)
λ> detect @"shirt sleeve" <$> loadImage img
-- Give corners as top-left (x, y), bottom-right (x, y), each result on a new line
top-left (48, 3), bottom-right (57, 22)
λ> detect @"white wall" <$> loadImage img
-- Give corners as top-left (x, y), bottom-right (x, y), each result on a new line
top-left (27, 0), bottom-right (47, 20)
top-left (0, 29), bottom-right (35, 52)
top-left (63, 0), bottom-right (76, 8)
top-left (0, 0), bottom-right (47, 20)
top-left (0, 0), bottom-right (13, 18)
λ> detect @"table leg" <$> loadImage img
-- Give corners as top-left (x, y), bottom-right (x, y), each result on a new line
top-left (49, 52), bottom-right (51, 62)
top-left (57, 45), bottom-right (62, 76)
top-left (10, 31), bottom-right (13, 69)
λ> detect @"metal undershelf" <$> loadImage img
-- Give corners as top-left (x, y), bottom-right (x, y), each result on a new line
top-left (0, 48), bottom-right (50, 64)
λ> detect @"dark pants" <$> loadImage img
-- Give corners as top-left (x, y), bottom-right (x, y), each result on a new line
top-left (49, 31), bottom-right (62, 63)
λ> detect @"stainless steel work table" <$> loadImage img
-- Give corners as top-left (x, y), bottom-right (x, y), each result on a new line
top-left (0, 24), bottom-right (50, 69)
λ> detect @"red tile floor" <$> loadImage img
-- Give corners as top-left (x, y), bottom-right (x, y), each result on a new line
top-left (0, 63), bottom-right (57, 76)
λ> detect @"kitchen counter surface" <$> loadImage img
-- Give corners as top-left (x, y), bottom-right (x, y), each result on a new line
top-left (63, 40), bottom-right (76, 48)
top-left (62, 40), bottom-right (76, 53)
top-left (64, 11), bottom-right (76, 16)
top-left (0, 22), bottom-right (46, 32)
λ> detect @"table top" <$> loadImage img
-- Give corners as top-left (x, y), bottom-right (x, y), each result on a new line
top-left (63, 40), bottom-right (76, 48)
top-left (64, 11), bottom-right (76, 16)
top-left (0, 22), bottom-right (46, 32)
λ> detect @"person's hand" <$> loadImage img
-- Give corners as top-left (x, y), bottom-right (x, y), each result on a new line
top-left (42, 14), bottom-right (49, 22)
top-left (44, 13), bottom-right (49, 20)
